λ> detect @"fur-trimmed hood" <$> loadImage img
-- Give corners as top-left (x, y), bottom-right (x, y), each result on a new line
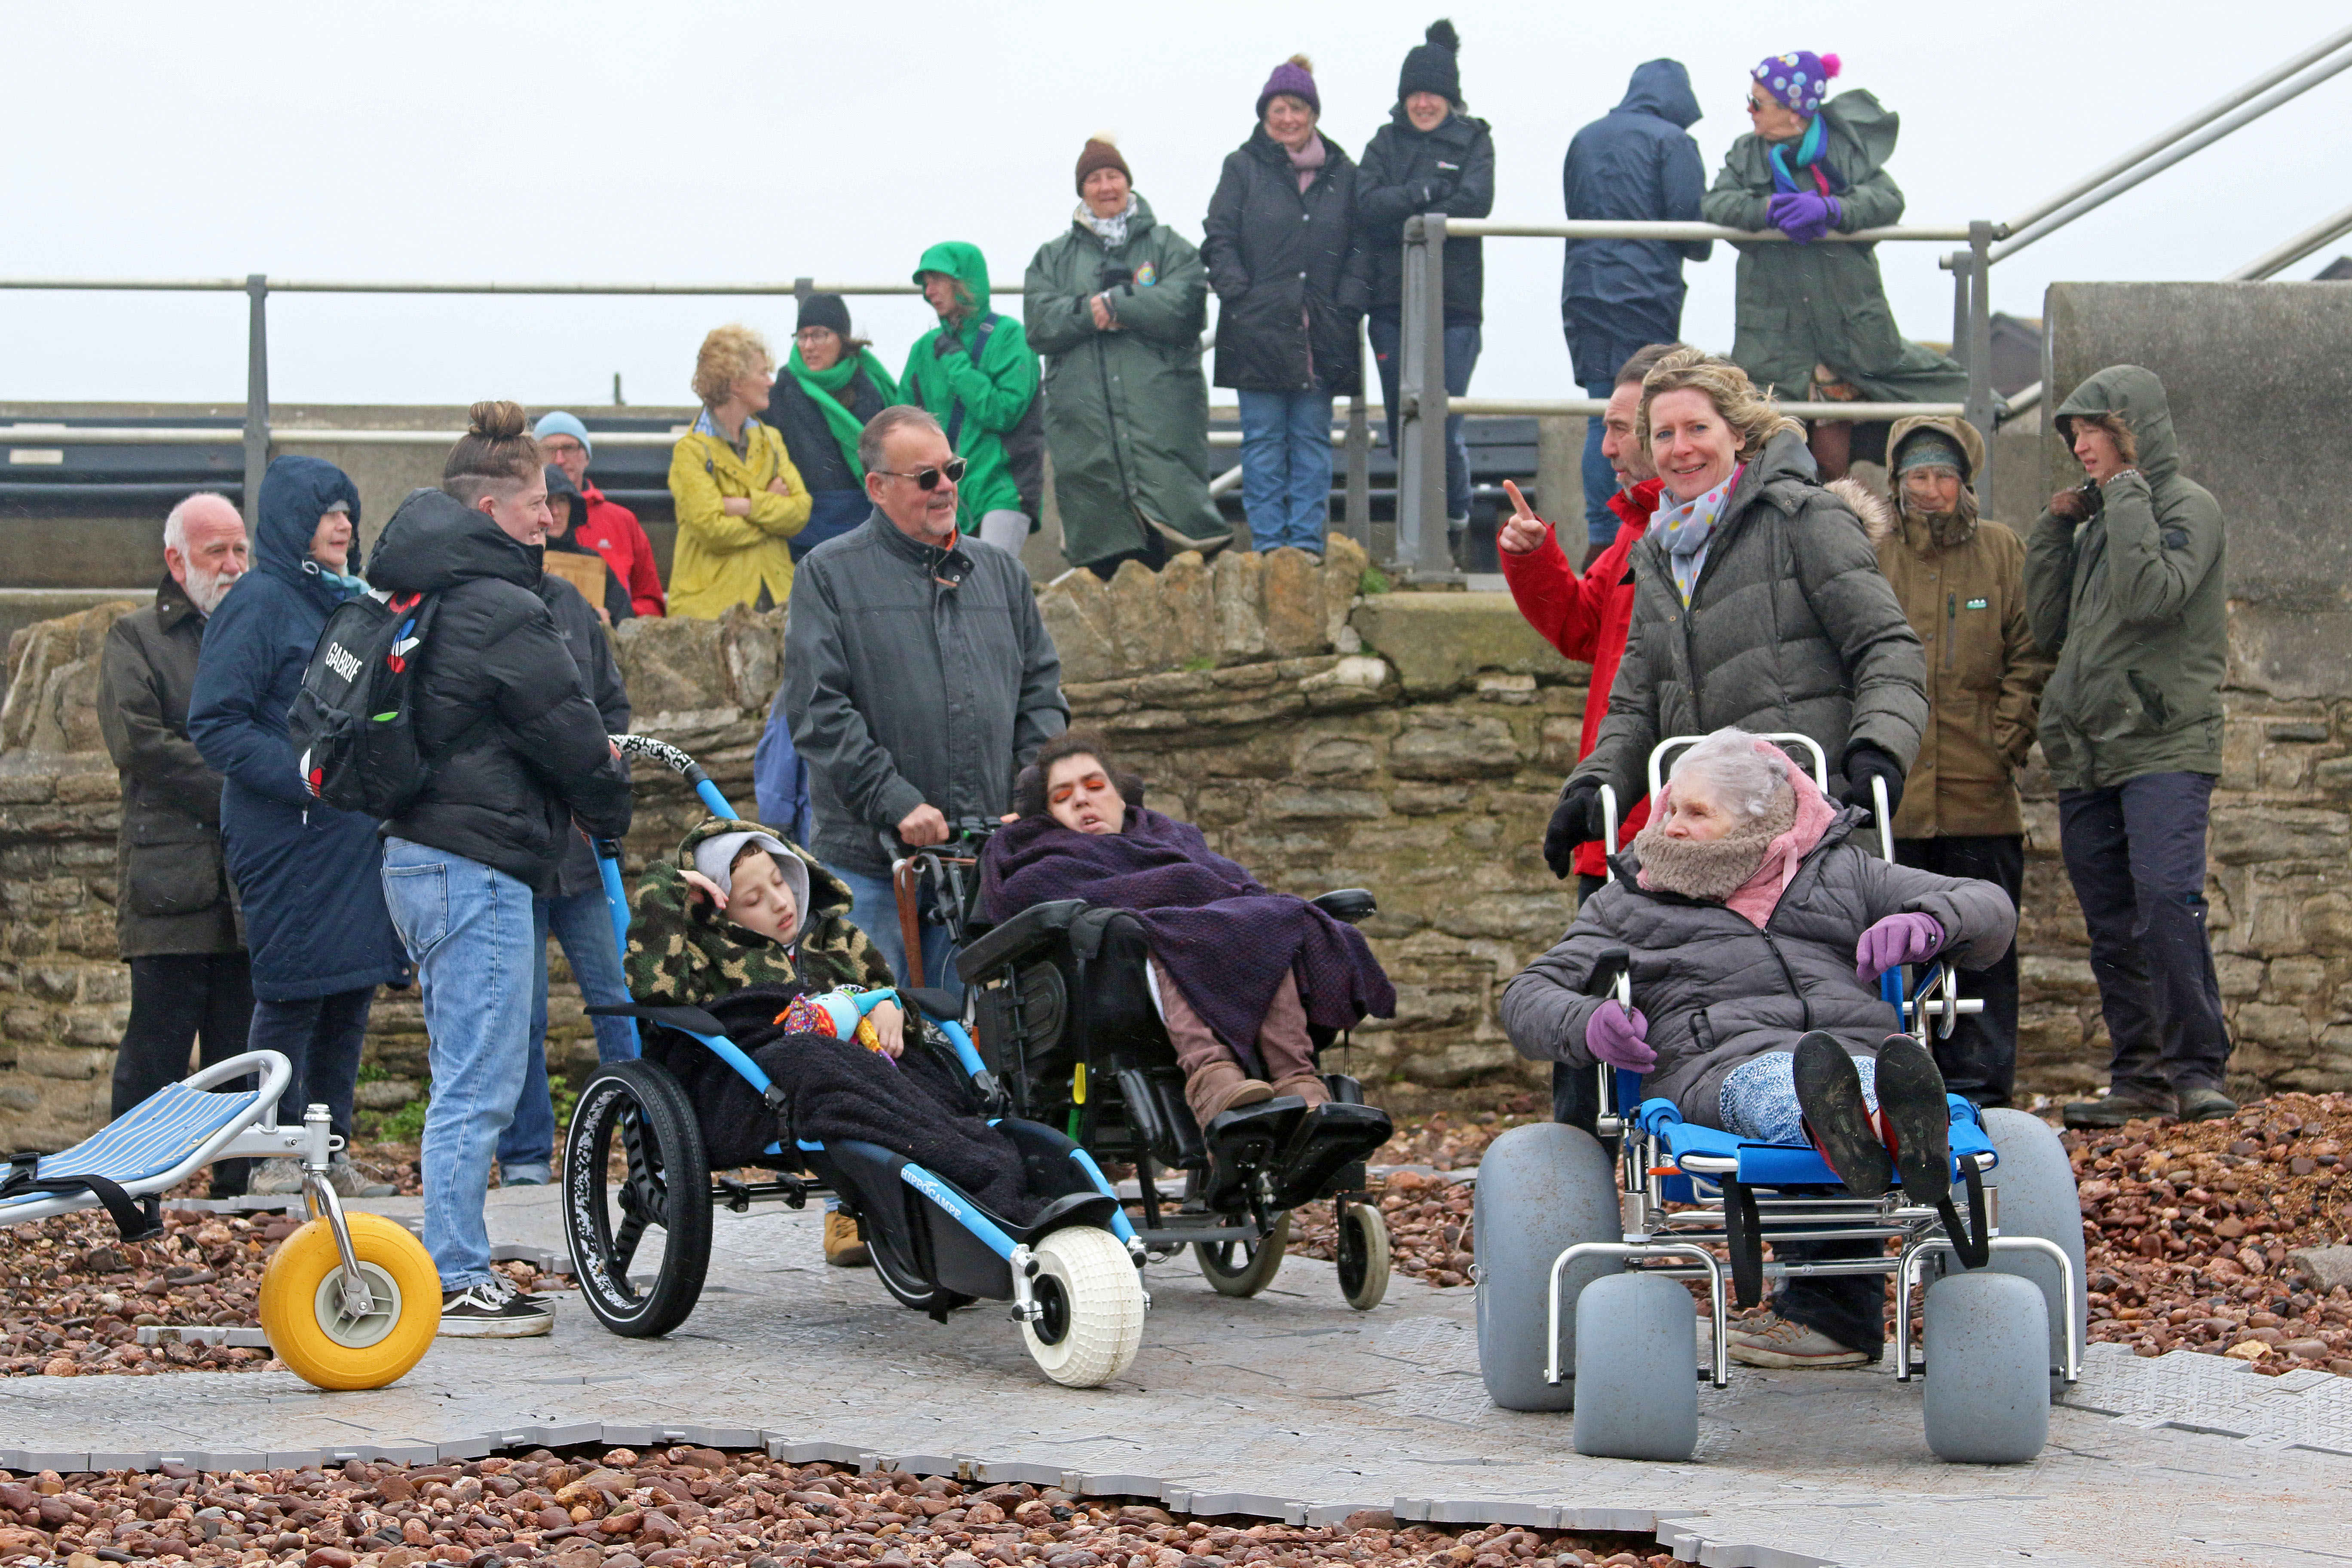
top-left (1827, 474), bottom-right (1896, 544)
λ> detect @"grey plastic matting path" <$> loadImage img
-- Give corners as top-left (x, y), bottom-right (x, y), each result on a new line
top-left (3, 1187), bottom-right (2346, 1568)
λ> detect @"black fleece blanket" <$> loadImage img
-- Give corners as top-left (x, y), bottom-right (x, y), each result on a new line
top-left (980, 806), bottom-right (1396, 1051)
top-left (671, 987), bottom-right (1040, 1223)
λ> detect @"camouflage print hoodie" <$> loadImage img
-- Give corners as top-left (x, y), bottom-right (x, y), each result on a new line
top-left (625, 816), bottom-right (892, 1010)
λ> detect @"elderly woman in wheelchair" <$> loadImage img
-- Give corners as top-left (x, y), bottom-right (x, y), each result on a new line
top-left (1502, 728), bottom-right (2017, 1371)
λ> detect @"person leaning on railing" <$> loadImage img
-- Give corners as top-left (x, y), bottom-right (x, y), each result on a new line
top-left (762, 293), bottom-right (899, 564)
top-left (666, 325), bottom-right (811, 618)
top-left (1700, 49), bottom-right (1965, 480)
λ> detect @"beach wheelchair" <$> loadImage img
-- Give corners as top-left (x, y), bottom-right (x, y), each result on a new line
top-left (888, 822), bottom-right (1398, 1311)
top-left (1475, 735), bottom-right (2086, 1464)
top-left (0, 1051), bottom-right (441, 1389)
top-left (560, 737), bottom-right (1147, 1387)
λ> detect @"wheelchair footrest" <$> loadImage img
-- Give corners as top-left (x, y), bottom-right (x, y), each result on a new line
top-left (1268, 1102), bottom-right (1393, 1210)
top-left (1198, 1098), bottom-right (1308, 1211)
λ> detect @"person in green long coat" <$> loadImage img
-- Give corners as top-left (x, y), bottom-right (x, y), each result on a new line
top-left (1024, 136), bottom-right (1230, 578)
top-left (1701, 49), bottom-right (1965, 476)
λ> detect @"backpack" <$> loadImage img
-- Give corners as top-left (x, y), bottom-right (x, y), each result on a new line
top-left (287, 588), bottom-right (455, 818)
top-left (911, 312), bottom-right (1046, 520)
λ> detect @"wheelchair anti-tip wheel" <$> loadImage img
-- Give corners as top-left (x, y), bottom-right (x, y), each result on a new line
top-left (1921, 1270), bottom-right (2050, 1464)
top-left (1571, 1272), bottom-right (1700, 1462)
top-left (564, 1060), bottom-right (713, 1338)
top-left (1473, 1122), bottom-right (1618, 1412)
top-left (1196, 1209), bottom-right (1289, 1297)
top-left (1335, 1197), bottom-right (1391, 1311)
top-left (258, 1211), bottom-right (440, 1390)
top-left (1022, 1227), bottom-right (1146, 1387)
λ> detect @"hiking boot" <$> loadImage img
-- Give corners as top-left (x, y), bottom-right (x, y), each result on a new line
top-left (1792, 1032), bottom-right (1891, 1197)
top-left (325, 1156), bottom-right (395, 1198)
top-left (1269, 1072), bottom-right (1331, 1109)
top-left (1726, 1313), bottom-right (1869, 1369)
top-left (2062, 1089), bottom-right (2177, 1129)
top-left (1873, 1036), bottom-right (1954, 1200)
top-left (824, 1210), bottom-right (871, 1268)
top-left (2177, 1086), bottom-right (2239, 1123)
top-left (246, 1158), bottom-right (304, 1196)
top-left (437, 1274), bottom-right (553, 1338)
top-left (1184, 1060), bottom-right (1277, 1127)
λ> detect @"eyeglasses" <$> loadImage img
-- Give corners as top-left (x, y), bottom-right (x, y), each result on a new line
top-left (1049, 772), bottom-right (1112, 805)
top-left (875, 457), bottom-right (968, 490)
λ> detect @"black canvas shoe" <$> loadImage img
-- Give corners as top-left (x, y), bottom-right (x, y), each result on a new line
top-left (1792, 1032), bottom-right (1892, 1197)
top-left (437, 1274), bottom-right (553, 1338)
top-left (1873, 1035), bottom-right (1955, 1201)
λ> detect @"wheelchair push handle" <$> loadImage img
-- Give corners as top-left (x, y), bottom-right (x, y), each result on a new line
top-left (1871, 772), bottom-right (1896, 863)
top-left (612, 734), bottom-right (738, 822)
top-left (1597, 783), bottom-right (1622, 885)
top-left (1583, 945), bottom-right (1637, 1134)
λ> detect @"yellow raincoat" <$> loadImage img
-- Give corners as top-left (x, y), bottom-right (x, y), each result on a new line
top-left (665, 414), bottom-right (812, 617)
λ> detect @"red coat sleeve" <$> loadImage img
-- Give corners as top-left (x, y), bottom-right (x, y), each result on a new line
top-left (602, 501), bottom-right (666, 617)
top-left (1497, 524), bottom-right (1605, 662)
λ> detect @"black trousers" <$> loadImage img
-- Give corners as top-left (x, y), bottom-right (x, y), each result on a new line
top-left (246, 987), bottom-right (374, 1146)
top-left (1892, 834), bottom-right (2023, 1108)
top-left (114, 952), bottom-right (256, 1196)
top-left (1770, 1232), bottom-right (1887, 1357)
top-left (2058, 772), bottom-right (2232, 1096)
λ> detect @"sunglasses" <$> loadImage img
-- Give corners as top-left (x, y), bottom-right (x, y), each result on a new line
top-left (876, 456), bottom-right (968, 490)
top-left (1048, 771), bottom-right (1111, 805)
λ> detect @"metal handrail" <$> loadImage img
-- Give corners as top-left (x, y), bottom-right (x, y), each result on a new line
top-left (2226, 200), bottom-right (2352, 281)
top-left (1450, 397), bottom-right (1964, 423)
top-left (0, 277), bottom-right (1021, 297)
top-left (1450, 219), bottom-right (1971, 244)
top-left (0, 423), bottom-right (1336, 450)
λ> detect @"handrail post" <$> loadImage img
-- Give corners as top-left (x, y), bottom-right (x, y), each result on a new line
top-left (1965, 222), bottom-right (1996, 485)
top-left (1344, 315), bottom-right (1371, 554)
top-left (242, 273), bottom-right (269, 528)
top-left (1948, 250), bottom-right (1972, 366)
top-left (1395, 212), bottom-right (1459, 584)
top-left (1393, 216), bottom-right (1428, 574)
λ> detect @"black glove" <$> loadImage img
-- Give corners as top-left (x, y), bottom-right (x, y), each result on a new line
top-left (1543, 782), bottom-right (1606, 880)
top-left (1411, 179), bottom-right (1456, 208)
top-left (1842, 744), bottom-right (1906, 820)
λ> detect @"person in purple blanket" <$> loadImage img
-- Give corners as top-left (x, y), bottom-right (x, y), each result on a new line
top-left (981, 733), bottom-right (1396, 1127)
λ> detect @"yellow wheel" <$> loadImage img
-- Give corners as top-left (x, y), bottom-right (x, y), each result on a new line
top-left (259, 1211), bottom-right (440, 1389)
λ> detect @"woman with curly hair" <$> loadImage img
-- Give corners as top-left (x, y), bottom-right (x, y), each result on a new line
top-left (1545, 349), bottom-right (1926, 873)
top-left (667, 324), bottom-right (810, 617)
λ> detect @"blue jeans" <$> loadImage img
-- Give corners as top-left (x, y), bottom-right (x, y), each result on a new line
top-left (1236, 389), bottom-right (1335, 554)
top-left (380, 837), bottom-right (538, 1291)
top-left (836, 867), bottom-right (958, 1005)
top-left (499, 888), bottom-right (639, 1175)
top-left (1367, 316), bottom-right (1480, 523)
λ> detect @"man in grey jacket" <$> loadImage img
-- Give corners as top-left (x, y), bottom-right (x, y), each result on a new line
top-left (97, 493), bottom-right (254, 1195)
top-left (785, 406), bottom-right (1067, 991)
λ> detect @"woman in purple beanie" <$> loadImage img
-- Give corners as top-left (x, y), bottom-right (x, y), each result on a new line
top-left (1700, 50), bottom-right (1966, 479)
top-left (1201, 53), bottom-right (1369, 559)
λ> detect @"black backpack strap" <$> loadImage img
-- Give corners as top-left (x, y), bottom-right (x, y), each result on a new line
top-left (0, 1171), bottom-right (162, 1242)
top-left (938, 313), bottom-right (1000, 450)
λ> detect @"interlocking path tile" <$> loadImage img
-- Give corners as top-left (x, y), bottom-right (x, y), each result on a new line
top-left (0, 1190), bottom-right (2343, 1568)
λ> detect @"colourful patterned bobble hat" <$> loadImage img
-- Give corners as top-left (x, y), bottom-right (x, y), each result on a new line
top-left (1752, 50), bottom-right (1841, 115)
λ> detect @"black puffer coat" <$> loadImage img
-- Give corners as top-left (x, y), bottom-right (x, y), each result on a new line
top-left (533, 567), bottom-right (631, 899)
top-left (1501, 807), bottom-right (2015, 1124)
top-left (1201, 126), bottom-right (1368, 394)
top-left (1568, 432), bottom-right (1927, 808)
top-left (368, 488), bottom-right (631, 892)
top-left (1355, 108), bottom-right (1494, 324)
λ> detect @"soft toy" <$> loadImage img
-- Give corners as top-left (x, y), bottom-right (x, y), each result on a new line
top-left (776, 986), bottom-right (900, 1058)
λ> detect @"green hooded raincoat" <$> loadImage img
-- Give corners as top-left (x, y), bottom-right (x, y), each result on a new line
top-left (901, 242), bottom-right (1041, 533)
top-left (1701, 90), bottom-right (1966, 404)
top-left (1023, 195), bottom-right (1226, 568)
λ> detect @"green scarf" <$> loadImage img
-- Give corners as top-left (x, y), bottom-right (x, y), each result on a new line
top-left (784, 346), bottom-right (900, 481)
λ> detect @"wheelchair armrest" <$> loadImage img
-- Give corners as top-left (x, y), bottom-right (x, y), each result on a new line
top-left (1310, 888), bottom-right (1378, 925)
top-left (901, 986), bottom-right (965, 1022)
top-left (588, 1002), bottom-right (729, 1039)
top-left (953, 899), bottom-right (1089, 980)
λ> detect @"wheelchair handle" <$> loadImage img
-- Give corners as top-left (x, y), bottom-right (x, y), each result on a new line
top-left (1871, 773), bottom-right (1896, 863)
top-left (1597, 784), bottom-right (1621, 885)
top-left (1585, 945), bottom-right (1635, 1135)
top-left (1648, 732), bottom-right (1829, 801)
top-left (613, 734), bottom-right (738, 822)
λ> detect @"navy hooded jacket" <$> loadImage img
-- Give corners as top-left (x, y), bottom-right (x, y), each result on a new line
top-left (1560, 59), bottom-right (1711, 379)
top-left (187, 456), bottom-right (406, 1001)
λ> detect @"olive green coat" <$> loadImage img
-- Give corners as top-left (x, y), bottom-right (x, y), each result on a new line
top-left (1700, 90), bottom-right (1966, 404)
top-left (1023, 197), bottom-right (1226, 568)
top-left (2025, 367), bottom-right (2226, 790)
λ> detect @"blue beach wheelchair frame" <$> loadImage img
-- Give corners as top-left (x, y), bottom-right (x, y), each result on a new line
top-left (562, 735), bottom-right (1149, 1387)
top-left (1474, 734), bottom-right (2087, 1464)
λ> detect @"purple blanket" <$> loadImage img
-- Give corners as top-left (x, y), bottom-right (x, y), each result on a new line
top-left (981, 805), bottom-right (1395, 1053)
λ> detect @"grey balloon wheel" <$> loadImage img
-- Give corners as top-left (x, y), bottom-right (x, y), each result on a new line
top-left (1977, 1108), bottom-right (2087, 1393)
top-left (1473, 1122), bottom-right (1618, 1412)
top-left (1921, 1270), bottom-right (2050, 1464)
top-left (1571, 1272), bottom-right (1700, 1461)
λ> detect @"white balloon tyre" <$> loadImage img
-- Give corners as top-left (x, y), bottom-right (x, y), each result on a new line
top-left (1022, 1227), bottom-right (1146, 1388)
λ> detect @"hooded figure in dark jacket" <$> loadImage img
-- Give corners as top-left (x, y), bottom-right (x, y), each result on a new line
top-left (1561, 60), bottom-right (1711, 546)
top-left (187, 456), bottom-right (405, 1194)
top-left (542, 464), bottom-right (633, 625)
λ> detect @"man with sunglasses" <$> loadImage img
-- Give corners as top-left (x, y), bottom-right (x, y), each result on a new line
top-left (783, 406), bottom-right (1068, 995)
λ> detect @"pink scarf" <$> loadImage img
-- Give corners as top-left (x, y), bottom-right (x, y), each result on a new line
top-left (1723, 741), bottom-right (1838, 928)
top-left (1287, 133), bottom-right (1327, 193)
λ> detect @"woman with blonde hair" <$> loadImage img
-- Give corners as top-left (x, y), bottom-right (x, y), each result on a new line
top-left (667, 324), bottom-right (811, 617)
top-left (1544, 347), bottom-right (1926, 873)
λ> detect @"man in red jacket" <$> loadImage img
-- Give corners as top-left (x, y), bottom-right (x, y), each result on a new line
top-left (534, 411), bottom-right (666, 617)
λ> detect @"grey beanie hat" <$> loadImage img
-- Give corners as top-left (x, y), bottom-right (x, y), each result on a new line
top-left (694, 830), bottom-right (808, 915)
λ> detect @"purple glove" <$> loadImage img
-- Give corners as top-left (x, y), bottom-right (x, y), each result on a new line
top-left (1584, 999), bottom-right (1657, 1071)
top-left (1767, 191), bottom-right (1841, 245)
top-left (1856, 912), bottom-right (1945, 979)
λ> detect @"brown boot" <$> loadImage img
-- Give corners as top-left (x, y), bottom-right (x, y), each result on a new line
top-left (1186, 1060), bottom-right (1276, 1127)
top-left (1270, 1072), bottom-right (1330, 1108)
top-left (824, 1209), bottom-right (871, 1268)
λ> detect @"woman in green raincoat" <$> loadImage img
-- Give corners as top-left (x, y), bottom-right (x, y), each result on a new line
top-left (1701, 49), bottom-right (1965, 477)
top-left (901, 242), bottom-right (1041, 557)
top-left (1025, 137), bottom-right (1229, 578)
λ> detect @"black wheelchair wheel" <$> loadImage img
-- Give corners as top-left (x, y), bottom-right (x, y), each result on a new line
top-left (864, 1215), bottom-right (977, 1316)
top-left (1334, 1197), bottom-right (1392, 1311)
top-left (1195, 1210), bottom-right (1290, 1297)
top-left (564, 1060), bottom-right (713, 1338)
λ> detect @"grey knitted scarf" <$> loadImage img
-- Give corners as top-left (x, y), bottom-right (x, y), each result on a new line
top-left (1631, 785), bottom-right (1798, 903)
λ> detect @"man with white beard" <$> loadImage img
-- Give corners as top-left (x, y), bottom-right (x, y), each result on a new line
top-left (97, 493), bottom-right (257, 1195)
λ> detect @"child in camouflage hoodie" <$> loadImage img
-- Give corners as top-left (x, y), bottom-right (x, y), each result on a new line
top-left (625, 816), bottom-right (902, 1052)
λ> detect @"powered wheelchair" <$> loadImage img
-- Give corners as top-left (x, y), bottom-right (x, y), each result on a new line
top-left (559, 737), bottom-right (1147, 1387)
top-left (1474, 735), bottom-right (2086, 1464)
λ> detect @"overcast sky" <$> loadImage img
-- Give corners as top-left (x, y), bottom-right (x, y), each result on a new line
top-left (3, 1), bottom-right (2345, 410)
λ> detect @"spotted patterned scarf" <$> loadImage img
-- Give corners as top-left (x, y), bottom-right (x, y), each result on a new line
top-left (1648, 464), bottom-right (1743, 607)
